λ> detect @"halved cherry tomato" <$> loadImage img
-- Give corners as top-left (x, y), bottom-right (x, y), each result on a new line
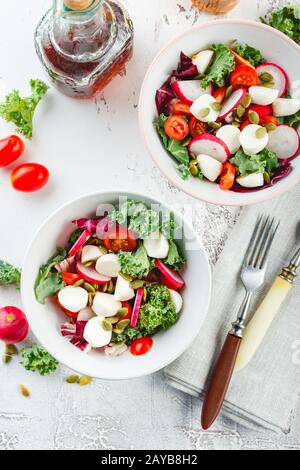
top-left (10, 163), bottom-right (49, 192)
top-left (164, 115), bottom-right (189, 141)
top-left (130, 337), bottom-right (153, 356)
top-left (104, 225), bottom-right (137, 253)
top-left (230, 65), bottom-right (258, 88)
top-left (260, 115), bottom-right (279, 126)
top-left (246, 104), bottom-right (272, 118)
top-left (219, 162), bottom-right (236, 190)
top-left (62, 273), bottom-right (81, 286)
top-left (240, 119), bottom-right (251, 131)
top-left (120, 301), bottom-right (133, 320)
top-left (189, 117), bottom-right (207, 138)
top-left (230, 49), bottom-right (254, 69)
top-left (212, 86), bottom-right (226, 104)
top-left (55, 295), bottom-right (78, 319)
top-left (173, 101), bottom-right (192, 117)
top-left (0, 135), bottom-right (25, 168)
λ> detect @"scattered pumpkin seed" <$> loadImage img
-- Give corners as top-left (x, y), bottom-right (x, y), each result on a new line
top-left (208, 121), bottom-right (221, 129)
top-left (92, 283), bottom-right (99, 290)
top-left (106, 316), bottom-right (119, 325)
top-left (120, 273), bottom-right (133, 282)
top-left (248, 110), bottom-right (260, 125)
top-left (199, 108), bottom-right (210, 118)
top-left (232, 120), bottom-right (241, 128)
top-left (66, 374), bottom-right (80, 384)
top-left (241, 94), bottom-right (252, 108)
top-left (116, 319), bottom-right (130, 330)
top-left (19, 384), bottom-right (30, 397)
top-left (182, 137), bottom-right (191, 147)
top-left (88, 292), bottom-right (94, 306)
top-left (143, 287), bottom-right (148, 303)
top-left (6, 344), bottom-right (18, 355)
top-left (106, 281), bottom-right (115, 294)
top-left (113, 328), bottom-right (124, 334)
top-left (189, 164), bottom-right (199, 177)
top-left (236, 104), bottom-right (245, 118)
top-left (263, 171), bottom-right (271, 184)
top-left (233, 114), bottom-right (243, 123)
top-left (211, 102), bottom-right (222, 112)
top-left (102, 319), bottom-right (113, 331)
top-left (189, 159), bottom-right (198, 166)
top-left (84, 261), bottom-right (95, 268)
top-left (102, 283), bottom-right (108, 293)
top-left (117, 307), bottom-right (128, 318)
top-left (259, 72), bottom-right (274, 83)
top-left (189, 152), bottom-right (197, 160)
top-left (130, 280), bottom-right (144, 289)
top-left (264, 122), bottom-right (277, 132)
top-left (99, 246), bottom-right (108, 255)
top-left (225, 85), bottom-right (233, 99)
top-left (261, 81), bottom-right (275, 88)
top-left (73, 279), bottom-right (84, 287)
top-left (2, 353), bottom-right (12, 364)
top-left (79, 375), bottom-right (92, 386)
top-left (256, 127), bottom-right (267, 139)
top-left (83, 282), bottom-right (95, 293)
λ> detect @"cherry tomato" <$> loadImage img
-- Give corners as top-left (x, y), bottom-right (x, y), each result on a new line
top-left (104, 225), bottom-right (137, 253)
top-left (219, 162), bottom-right (236, 191)
top-left (120, 301), bottom-right (133, 320)
top-left (246, 105), bottom-right (272, 119)
top-left (0, 306), bottom-right (29, 344)
top-left (0, 135), bottom-right (25, 168)
top-left (11, 163), bottom-right (49, 192)
top-left (55, 295), bottom-right (79, 319)
top-left (164, 115), bottom-right (189, 141)
top-left (240, 119), bottom-right (251, 131)
top-left (173, 101), bottom-right (192, 117)
top-left (62, 273), bottom-right (81, 286)
top-left (189, 117), bottom-right (207, 138)
top-left (230, 65), bottom-right (258, 88)
top-left (130, 337), bottom-right (153, 356)
top-left (260, 115), bottom-right (279, 126)
top-left (212, 86), bottom-right (226, 104)
top-left (230, 49), bottom-right (254, 69)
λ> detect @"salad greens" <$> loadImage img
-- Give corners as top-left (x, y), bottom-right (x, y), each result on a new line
top-left (138, 285), bottom-right (178, 335)
top-left (20, 344), bottom-right (58, 376)
top-left (231, 148), bottom-right (279, 178)
top-left (35, 248), bottom-right (66, 304)
top-left (0, 260), bottom-right (21, 288)
top-left (286, 110), bottom-right (300, 128)
top-left (201, 44), bottom-right (235, 89)
top-left (0, 79), bottom-right (49, 139)
top-left (165, 240), bottom-right (185, 272)
top-left (110, 199), bottom-right (159, 239)
top-left (233, 42), bottom-right (265, 66)
top-left (68, 228), bottom-right (84, 246)
top-left (118, 244), bottom-right (151, 279)
top-left (261, 4), bottom-right (300, 44)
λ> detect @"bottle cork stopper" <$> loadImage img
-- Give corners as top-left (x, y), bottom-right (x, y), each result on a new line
top-left (64, 0), bottom-right (94, 11)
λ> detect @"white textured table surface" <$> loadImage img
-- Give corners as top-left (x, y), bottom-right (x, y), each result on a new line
top-left (0, 0), bottom-right (299, 450)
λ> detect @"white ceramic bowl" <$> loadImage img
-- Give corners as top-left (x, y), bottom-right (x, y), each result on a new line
top-left (139, 20), bottom-right (300, 206)
top-left (21, 191), bottom-right (211, 380)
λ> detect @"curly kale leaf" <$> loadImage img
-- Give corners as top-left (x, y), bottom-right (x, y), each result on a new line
top-left (165, 240), bottom-right (186, 272)
top-left (202, 44), bottom-right (235, 89)
top-left (35, 248), bottom-right (67, 304)
top-left (138, 285), bottom-right (178, 335)
top-left (261, 5), bottom-right (300, 44)
top-left (234, 42), bottom-right (265, 66)
top-left (20, 344), bottom-right (58, 376)
top-left (230, 148), bottom-right (279, 178)
top-left (111, 327), bottom-right (143, 344)
top-left (0, 260), bottom-right (21, 288)
top-left (118, 244), bottom-right (151, 279)
top-left (110, 199), bottom-right (160, 239)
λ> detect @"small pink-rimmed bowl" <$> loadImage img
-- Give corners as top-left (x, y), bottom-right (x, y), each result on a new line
top-left (139, 19), bottom-right (300, 206)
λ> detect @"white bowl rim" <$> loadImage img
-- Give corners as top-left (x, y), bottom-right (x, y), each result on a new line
top-left (139, 19), bottom-right (300, 206)
top-left (21, 190), bottom-right (212, 380)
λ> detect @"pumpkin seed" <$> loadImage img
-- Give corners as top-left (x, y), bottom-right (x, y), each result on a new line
top-left (189, 152), bottom-right (197, 160)
top-left (117, 307), bottom-right (128, 318)
top-left (264, 122), bottom-right (277, 132)
top-left (83, 282), bottom-right (96, 293)
top-left (92, 283), bottom-right (99, 290)
top-left (130, 280), bottom-right (144, 289)
top-left (263, 171), bottom-right (271, 184)
top-left (2, 353), bottom-right (12, 364)
top-left (259, 72), bottom-right (274, 83)
top-left (225, 85), bottom-right (233, 99)
top-left (261, 81), bottom-right (275, 88)
top-left (116, 319), bottom-right (130, 330)
top-left (99, 246), bottom-right (108, 255)
top-left (84, 261), bottom-right (94, 268)
top-left (236, 104), bottom-right (245, 118)
top-left (73, 279), bottom-right (84, 287)
top-left (102, 283), bottom-right (108, 293)
top-left (19, 384), bottom-right (30, 397)
top-left (241, 94), bottom-right (251, 108)
top-left (102, 319), bottom-right (113, 331)
top-left (248, 110), bottom-right (260, 124)
top-left (120, 273), bottom-right (133, 282)
top-left (6, 344), bottom-right (18, 355)
top-left (143, 287), bottom-right (148, 302)
top-left (66, 374), bottom-right (80, 384)
top-left (211, 102), bottom-right (222, 112)
top-left (208, 121), bottom-right (221, 130)
top-left (113, 328), bottom-right (124, 334)
top-left (107, 280), bottom-right (115, 294)
top-left (182, 137), bottom-right (191, 147)
top-left (256, 127), bottom-right (267, 139)
top-left (79, 375), bottom-right (92, 386)
top-left (233, 114), bottom-right (243, 123)
top-left (106, 316), bottom-right (119, 325)
top-left (189, 159), bottom-right (198, 166)
top-left (189, 164), bottom-right (199, 177)
top-left (232, 120), bottom-right (241, 128)
top-left (88, 292), bottom-right (94, 306)
top-left (199, 108), bottom-right (210, 118)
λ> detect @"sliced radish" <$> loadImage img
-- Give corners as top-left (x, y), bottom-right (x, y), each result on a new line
top-left (81, 245), bottom-right (102, 264)
top-left (69, 230), bottom-right (91, 257)
top-left (219, 88), bottom-right (246, 120)
top-left (256, 63), bottom-right (288, 97)
top-left (114, 275), bottom-right (135, 301)
top-left (92, 292), bottom-right (121, 317)
top-left (60, 321), bottom-right (76, 337)
top-left (249, 86), bottom-right (279, 106)
top-left (76, 260), bottom-right (111, 285)
top-left (155, 259), bottom-right (185, 291)
top-left (216, 125), bottom-right (241, 154)
top-left (197, 154), bottom-right (223, 182)
top-left (130, 287), bottom-right (143, 328)
top-left (192, 50), bottom-right (214, 75)
top-left (172, 80), bottom-right (212, 105)
top-left (272, 98), bottom-right (300, 117)
top-left (267, 125), bottom-right (300, 160)
top-left (58, 286), bottom-right (88, 313)
top-left (240, 124), bottom-right (269, 155)
top-left (169, 289), bottom-right (183, 314)
top-left (77, 307), bottom-right (95, 322)
top-left (189, 134), bottom-right (230, 163)
top-left (190, 94), bottom-right (220, 123)
top-left (55, 255), bottom-right (75, 273)
top-left (83, 316), bottom-right (112, 348)
top-left (143, 232), bottom-right (169, 259)
top-left (236, 173), bottom-right (264, 188)
top-left (95, 253), bottom-right (120, 278)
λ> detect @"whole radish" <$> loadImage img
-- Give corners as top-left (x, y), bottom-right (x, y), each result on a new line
top-left (0, 306), bottom-right (29, 343)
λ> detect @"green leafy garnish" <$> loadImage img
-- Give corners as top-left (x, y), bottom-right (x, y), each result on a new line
top-left (261, 5), bottom-right (300, 44)
top-left (20, 344), bottom-right (58, 376)
top-left (202, 44), bottom-right (235, 89)
top-left (110, 199), bottom-right (160, 239)
top-left (68, 228), bottom-right (84, 246)
top-left (111, 327), bottom-right (143, 345)
top-left (165, 240), bottom-right (185, 272)
top-left (35, 248), bottom-right (67, 304)
top-left (118, 244), bottom-right (151, 279)
top-left (286, 109), bottom-right (300, 128)
top-left (230, 148), bottom-right (279, 178)
top-left (138, 285), bottom-right (178, 335)
top-left (0, 260), bottom-right (21, 288)
top-left (0, 79), bottom-right (49, 139)
top-left (234, 42), bottom-right (265, 66)
top-left (177, 163), bottom-right (191, 180)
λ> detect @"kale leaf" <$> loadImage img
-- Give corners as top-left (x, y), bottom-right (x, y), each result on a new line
top-left (261, 5), bottom-right (300, 44)
top-left (0, 260), bottom-right (21, 288)
top-left (20, 344), bottom-right (58, 375)
top-left (230, 148), bottom-right (279, 177)
top-left (201, 44), bottom-right (235, 89)
top-left (165, 240), bottom-right (186, 272)
top-left (118, 244), bottom-right (151, 279)
top-left (35, 248), bottom-right (67, 304)
top-left (138, 285), bottom-right (178, 335)
top-left (234, 42), bottom-right (265, 66)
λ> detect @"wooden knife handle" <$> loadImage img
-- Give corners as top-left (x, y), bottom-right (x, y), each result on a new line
top-left (201, 334), bottom-right (242, 430)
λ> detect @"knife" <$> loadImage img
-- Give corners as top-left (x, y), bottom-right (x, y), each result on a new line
top-left (235, 247), bottom-right (300, 372)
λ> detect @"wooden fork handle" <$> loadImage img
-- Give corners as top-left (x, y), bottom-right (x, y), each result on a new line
top-left (201, 334), bottom-right (242, 430)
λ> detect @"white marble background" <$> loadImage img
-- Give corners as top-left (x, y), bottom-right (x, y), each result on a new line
top-left (0, 0), bottom-right (299, 450)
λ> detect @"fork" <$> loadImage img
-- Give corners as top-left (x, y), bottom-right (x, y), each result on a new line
top-left (201, 215), bottom-right (280, 431)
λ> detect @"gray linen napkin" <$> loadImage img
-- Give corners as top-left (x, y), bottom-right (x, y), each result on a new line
top-left (165, 184), bottom-right (300, 434)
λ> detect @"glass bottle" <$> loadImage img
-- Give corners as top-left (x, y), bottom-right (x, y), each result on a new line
top-left (192, 0), bottom-right (239, 15)
top-left (34, 0), bottom-right (134, 99)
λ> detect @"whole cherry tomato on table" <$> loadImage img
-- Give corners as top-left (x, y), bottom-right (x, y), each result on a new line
top-left (219, 162), bottom-right (236, 191)
top-left (130, 337), bottom-right (153, 356)
top-left (0, 306), bottom-right (29, 344)
top-left (104, 225), bottom-right (137, 253)
top-left (0, 135), bottom-right (25, 167)
top-left (189, 117), bottom-right (207, 138)
top-left (11, 163), bottom-right (49, 192)
top-left (173, 101), bottom-right (192, 117)
top-left (164, 115), bottom-right (189, 141)
top-left (230, 65), bottom-right (258, 88)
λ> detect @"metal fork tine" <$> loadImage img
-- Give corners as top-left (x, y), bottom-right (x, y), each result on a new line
top-left (244, 215), bottom-right (264, 266)
top-left (248, 216), bottom-right (270, 267)
top-left (259, 220), bottom-right (280, 269)
top-left (255, 217), bottom-right (275, 267)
